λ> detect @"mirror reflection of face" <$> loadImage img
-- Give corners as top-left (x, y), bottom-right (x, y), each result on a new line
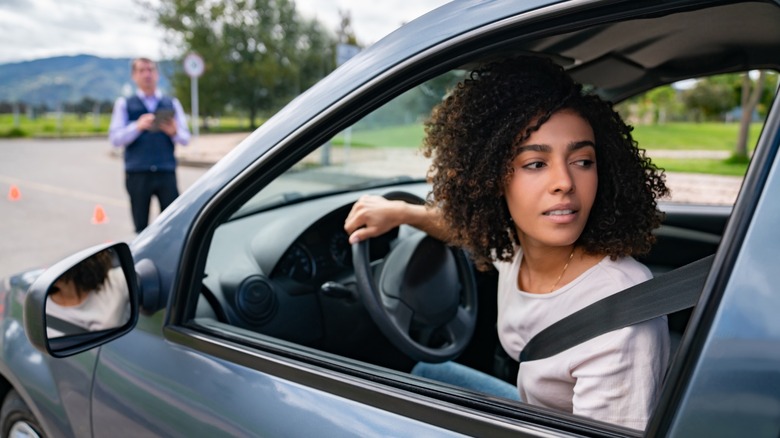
top-left (50, 278), bottom-right (86, 307)
top-left (45, 248), bottom-right (131, 340)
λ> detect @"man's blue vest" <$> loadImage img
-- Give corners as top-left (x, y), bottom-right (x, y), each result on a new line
top-left (124, 96), bottom-right (176, 172)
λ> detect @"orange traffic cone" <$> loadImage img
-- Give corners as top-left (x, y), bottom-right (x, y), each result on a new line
top-left (91, 205), bottom-right (109, 224)
top-left (7, 185), bottom-right (21, 201)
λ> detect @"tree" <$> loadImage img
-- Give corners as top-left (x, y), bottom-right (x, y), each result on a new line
top-left (617, 85), bottom-right (682, 125)
top-left (646, 86), bottom-right (680, 124)
top-left (336, 9), bottom-right (359, 45)
top-left (72, 97), bottom-right (98, 119)
top-left (681, 76), bottom-right (738, 121)
top-left (734, 70), bottom-right (766, 159)
top-left (297, 19), bottom-right (336, 92)
top-left (146, 0), bottom-right (336, 129)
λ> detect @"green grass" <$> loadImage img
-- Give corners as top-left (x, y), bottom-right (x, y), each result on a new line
top-left (0, 113), bottom-right (111, 137)
top-left (623, 122), bottom-right (757, 176)
top-left (631, 122), bottom-right (763, 151)
top-left (651, 157), bottom-right (749, 176)
top-left (328, 122), bottom-right (763, 151)
top-left (0, 114), bottom-right (759, 177)
top-left (0, 113), bottom-right (257, 138)
top-left (326, 122), bottom-right (760, 177)
top-left (332, 124), bottom-right (426, 148)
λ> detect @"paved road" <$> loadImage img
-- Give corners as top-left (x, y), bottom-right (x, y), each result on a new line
top-left (0, 137), bottom-right (209, 281)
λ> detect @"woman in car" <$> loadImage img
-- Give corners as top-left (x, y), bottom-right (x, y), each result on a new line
top-left (46, 249), bottom-right (130, 337)
top-left (344, 56), bottom-right (670, 430)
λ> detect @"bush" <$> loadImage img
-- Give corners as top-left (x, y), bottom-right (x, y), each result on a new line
top-left (724, 153), bottom-right (750, 165)
top-left (0, 127), bottom-right (27, 138)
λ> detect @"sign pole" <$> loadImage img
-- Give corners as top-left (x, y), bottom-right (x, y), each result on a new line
top-left (183, 53), bottom-right (205, 138)
top-left (191, 75), bottom-right (199, 137)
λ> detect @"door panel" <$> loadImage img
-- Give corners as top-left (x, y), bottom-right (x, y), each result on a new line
top-left (640, 205), bottom-right (729, 274)
top-left (90, 323), bottom-right (468, 437)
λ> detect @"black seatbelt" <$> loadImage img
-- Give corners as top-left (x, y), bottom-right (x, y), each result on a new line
top-left (518, 254), bottom-right (714, 363)
top-left (46, 315), bottom-right (89, 336)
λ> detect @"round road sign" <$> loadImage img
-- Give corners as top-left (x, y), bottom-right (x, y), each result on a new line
top-left (183, 53), bottom-right (205, 78)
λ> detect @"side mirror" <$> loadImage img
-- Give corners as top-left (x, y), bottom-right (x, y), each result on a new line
top-left (23, 242), bottom-right (139, 358)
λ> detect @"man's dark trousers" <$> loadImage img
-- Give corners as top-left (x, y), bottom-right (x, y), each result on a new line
top-left (125, 171), bottom-right (178, 232)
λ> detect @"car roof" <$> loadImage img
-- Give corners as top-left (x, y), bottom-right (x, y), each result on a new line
top-left (535, 1), bottom-right (780, 100)
top-left (436, 1), bottom-right (780, 101)
top-left (319, 0), bottom-right (780, 122)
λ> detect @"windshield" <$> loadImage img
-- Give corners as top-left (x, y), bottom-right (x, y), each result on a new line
top-left (236, 72), bottom-right (463, 215)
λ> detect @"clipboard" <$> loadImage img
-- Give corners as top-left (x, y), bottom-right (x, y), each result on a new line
top-left (150, 109), bottom-right (175, 131)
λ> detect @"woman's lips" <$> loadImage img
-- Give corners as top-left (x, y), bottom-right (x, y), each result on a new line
top-left (543, 207), bottom-right (578, 224)
top-left (544, 209), bottom-right (575, 216)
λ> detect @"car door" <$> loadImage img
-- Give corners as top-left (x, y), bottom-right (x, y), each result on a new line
top-left (90, 313), bottom-right (471, 437)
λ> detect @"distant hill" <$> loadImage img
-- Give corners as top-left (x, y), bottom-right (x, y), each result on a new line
top-left (0, 55), bottom-right (174, 108)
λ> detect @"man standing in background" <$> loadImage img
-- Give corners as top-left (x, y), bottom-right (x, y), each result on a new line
top-left (109, 57), bottom-right (190, 233)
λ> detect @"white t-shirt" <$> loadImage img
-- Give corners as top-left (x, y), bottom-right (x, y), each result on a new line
top-left (46, 267), bottom-right (130, 338)
top-left (494, 250), bottom-right (669, 430)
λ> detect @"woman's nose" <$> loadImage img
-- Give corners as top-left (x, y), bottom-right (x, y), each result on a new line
top-left (550, 162), bottom-right (574, 193)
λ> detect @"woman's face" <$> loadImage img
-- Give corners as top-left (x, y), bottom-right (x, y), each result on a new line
top-left (504, 109), bottom-right (598, 251)
top-left (49, 277), bottom-right (86, 307)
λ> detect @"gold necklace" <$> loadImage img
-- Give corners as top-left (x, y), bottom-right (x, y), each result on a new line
top-left (549, 247), bottom-right (576, 292)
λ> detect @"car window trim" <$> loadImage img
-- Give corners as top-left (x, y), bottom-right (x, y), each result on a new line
top-left (171, 321), bottom-right (637, 437)
top-left (649, 87), bottom-right (780, 435)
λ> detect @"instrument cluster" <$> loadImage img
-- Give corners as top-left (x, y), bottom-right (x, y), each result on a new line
top-left (272, 206), bottom-right (396, 284)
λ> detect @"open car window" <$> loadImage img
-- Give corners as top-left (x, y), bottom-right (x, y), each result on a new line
top-left (183, 2), bottom-right (780, 434)
top-left (192, 63), bottom-right (779, 432)
top-left (231, 71), bottom-right (463, 219)
top-left (617, 71), bottom-right (778, 206)
top-left (198, 70), bottom-right (468, 367)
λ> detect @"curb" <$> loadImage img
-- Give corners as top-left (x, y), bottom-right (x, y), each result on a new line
top-left (176, 157), bottom-right (218, 168)
top-left (109, 148), bottom-right (221, 168)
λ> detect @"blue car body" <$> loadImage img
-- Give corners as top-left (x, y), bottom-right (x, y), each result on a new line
top-left (3, 0), bottom-right (780, 436)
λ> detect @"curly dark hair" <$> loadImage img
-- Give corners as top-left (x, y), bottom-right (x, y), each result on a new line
top-left (56, 249), bottom-right (114, 294)
top-left (422, 56), bottom-right (668, 270)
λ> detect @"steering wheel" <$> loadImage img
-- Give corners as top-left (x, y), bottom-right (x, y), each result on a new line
top-left (352, 191), bottom-right (478, 363)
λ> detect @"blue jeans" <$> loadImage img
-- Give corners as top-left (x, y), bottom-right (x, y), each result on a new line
top-left (412, 361), bottom-right (521, 401)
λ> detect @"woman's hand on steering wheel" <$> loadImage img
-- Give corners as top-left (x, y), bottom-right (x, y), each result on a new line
top-left (348, 191), bottom-right (478, 363)
top-left (345, 195), bottom-right (410, 243)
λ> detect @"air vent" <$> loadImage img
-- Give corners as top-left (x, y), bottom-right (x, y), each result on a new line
top-left (235, 275), bottom-right (278, 326)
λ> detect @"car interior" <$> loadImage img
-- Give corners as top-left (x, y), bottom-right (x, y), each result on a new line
top-left (186, 0), bottom-right (776, 417)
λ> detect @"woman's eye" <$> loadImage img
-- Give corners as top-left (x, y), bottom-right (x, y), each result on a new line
top-left (523, 161), bottom-right (546, 170)
top-left (573, 159), bottom-right (595, 168)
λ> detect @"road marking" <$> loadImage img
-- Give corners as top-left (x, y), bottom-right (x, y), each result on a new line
top-left (0, 175), bottom-right (126, 207)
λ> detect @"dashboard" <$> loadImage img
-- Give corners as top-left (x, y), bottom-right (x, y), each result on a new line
top-left (270, 204), bottom-right (397, 284)
top-left (200, 184), bottom-right (423, 349)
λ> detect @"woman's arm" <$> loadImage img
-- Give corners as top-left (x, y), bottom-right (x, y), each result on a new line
top-left (344, 195), bottom-right (451, 243)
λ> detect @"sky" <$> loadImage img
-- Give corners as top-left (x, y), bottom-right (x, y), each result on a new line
top-left (0, 0), bottom-right (451, 65)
